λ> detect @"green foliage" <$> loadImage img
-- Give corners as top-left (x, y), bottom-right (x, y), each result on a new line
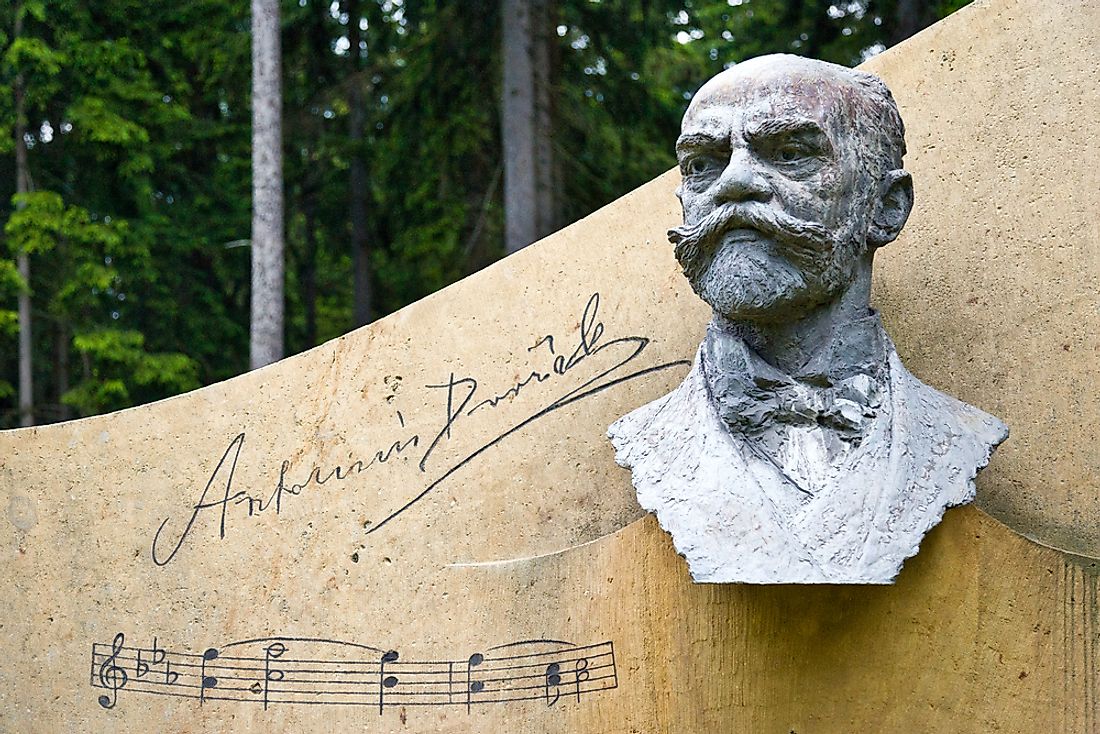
top-left (0, 0), bottom-right (250, 425)
top-left (5, 191), bottom-right (124, 316)
top-left (6, 191), bottom-right (124, 255)
top-left (63, 329), bottom-right (199, 414)
top-left (4, 37), bottom-right (63, 75)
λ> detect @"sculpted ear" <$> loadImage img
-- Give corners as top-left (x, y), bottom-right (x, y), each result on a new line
top-left (868, 169), bottom-right (913, 248)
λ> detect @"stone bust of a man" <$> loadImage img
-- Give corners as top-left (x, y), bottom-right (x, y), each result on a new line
top-left (608, 54), bottom-right (1008, 584)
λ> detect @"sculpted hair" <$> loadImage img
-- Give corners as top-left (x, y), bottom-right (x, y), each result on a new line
top-left (847, 69), bottom-right (907, 174)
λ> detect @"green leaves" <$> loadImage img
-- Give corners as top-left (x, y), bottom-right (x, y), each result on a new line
top-left (22, 0), bottom-right (47, 23)
top-left (5, 191), bottom-right (63, 255)
top-left (0, 0), bottom-right (256, 425)
top-left (67, 97), bottom-right (151, 146)
top-left (64, 329), bottom-right (199, 415)
top-left (5, 191), bottom-right (125, 259)
top-left (4, 36), bottom-right (62, 74)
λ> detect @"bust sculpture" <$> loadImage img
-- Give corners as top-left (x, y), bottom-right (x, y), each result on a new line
top-left (608, 55), bottom-right (1008, 584)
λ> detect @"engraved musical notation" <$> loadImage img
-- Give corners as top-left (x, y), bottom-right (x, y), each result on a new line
top-left (90, 633), bottom-right (617, 713)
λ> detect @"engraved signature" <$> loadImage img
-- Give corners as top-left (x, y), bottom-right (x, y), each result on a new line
top-left (150, 293), bottom-right (688, 566)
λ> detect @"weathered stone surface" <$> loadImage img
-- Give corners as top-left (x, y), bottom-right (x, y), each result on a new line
top-left (0, 0), bottom-right (1096, 731)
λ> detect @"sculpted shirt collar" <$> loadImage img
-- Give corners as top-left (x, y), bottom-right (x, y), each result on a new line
top-left (700, 312), bottom-right (888, 438)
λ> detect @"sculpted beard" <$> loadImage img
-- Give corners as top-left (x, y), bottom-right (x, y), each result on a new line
top-left (667, 202), bottom-right (850, 318)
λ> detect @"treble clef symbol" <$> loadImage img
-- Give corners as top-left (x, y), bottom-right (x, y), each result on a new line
top-left (97, 632), bottom-right (129, 709)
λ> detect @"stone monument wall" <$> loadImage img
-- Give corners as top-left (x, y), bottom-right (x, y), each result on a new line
top-left (1, 0), bottom-right (1097, 730)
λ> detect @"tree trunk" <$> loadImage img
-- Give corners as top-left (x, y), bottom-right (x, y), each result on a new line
top-left (249, 0), bottom-right (285, 369)
top-left (533, 0), bottom-right (559, 239)
top-left (501, 0), bottom-right (557, 254)
top-left (13, 1), bottom-right (33, 427)
top-left (347, 0), bottom-right (372, 327)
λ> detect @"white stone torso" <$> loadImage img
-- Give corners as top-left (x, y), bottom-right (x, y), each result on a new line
top-left (608, 343), bottom-right (1008, 584)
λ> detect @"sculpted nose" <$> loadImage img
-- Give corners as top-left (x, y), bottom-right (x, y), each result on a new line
top-left (713, 150), bottom-right (771, 203)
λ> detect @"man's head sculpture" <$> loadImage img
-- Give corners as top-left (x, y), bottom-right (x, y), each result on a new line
top-left (671, 54), bottom-right (912, 330)
top-left (609, 55), bottom-right (1007, 585)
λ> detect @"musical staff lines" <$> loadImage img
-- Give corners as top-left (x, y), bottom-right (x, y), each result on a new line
top-left (90, 633), bottom-right (617, 714)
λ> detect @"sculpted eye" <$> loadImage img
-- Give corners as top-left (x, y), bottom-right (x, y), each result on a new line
top-left (776, 145), bottom-right (805, 163)
top-left (684, 155), bottom-right (721, 175)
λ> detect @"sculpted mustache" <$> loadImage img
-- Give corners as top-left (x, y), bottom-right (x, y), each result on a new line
top-left (666, 202), bottom-right (834, 277)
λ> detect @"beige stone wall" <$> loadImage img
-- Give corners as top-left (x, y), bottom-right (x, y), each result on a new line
top-left (0, 0), bottom-right (1097, 731)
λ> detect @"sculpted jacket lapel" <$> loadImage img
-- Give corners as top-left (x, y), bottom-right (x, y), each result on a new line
top-left (854, 351), bottom-right (1008, 581)
top-left (784, 379), bottom-right (896, 578)
top-left (610, 353), bottom-right (831, 583)
top-left (763, 348), bottom-right (1007, 582)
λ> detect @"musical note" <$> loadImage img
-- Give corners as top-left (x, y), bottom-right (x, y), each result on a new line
top-left (261, 642), bottom-right (288, 710)
top-left (378, 650), bottom-right (399, 714)
top-left (573, 657), bottom-right (590, 702)
top-left (96, 633), bottom-right (128, 709)
top-left (544, 662), bottom-right (562, 707)
top-left (199, 647), bottom-right (219, 705)
top-left (466, 652), bottom-right (485, 713)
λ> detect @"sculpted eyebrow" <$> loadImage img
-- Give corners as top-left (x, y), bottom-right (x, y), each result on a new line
top-left (747, 117), bottom-right (831, 144)
top-left (676, 132), bottom-right (726, 154)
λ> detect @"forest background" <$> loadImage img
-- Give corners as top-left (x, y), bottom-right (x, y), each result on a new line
top-left (0, 0), bottom-right (967, 428)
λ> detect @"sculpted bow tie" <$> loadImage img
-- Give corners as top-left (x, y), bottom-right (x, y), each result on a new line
top-left (702, 335), bottom-right (886, 440)
top-left (716, 373), bottom-right (881, 436)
